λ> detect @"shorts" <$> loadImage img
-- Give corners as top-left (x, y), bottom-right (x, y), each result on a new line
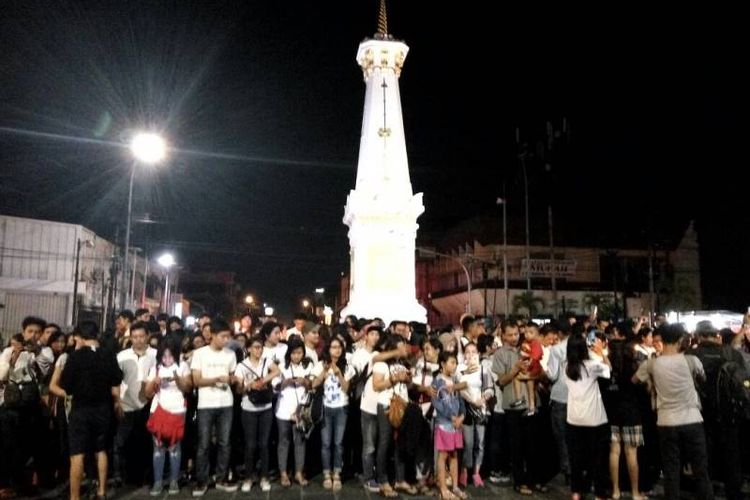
top-left (435, 426), bottom-right (463, 452)
top-left (68, 405), bottom-right (112, 456)
top-left (611, 425), bottom-right (644, 447)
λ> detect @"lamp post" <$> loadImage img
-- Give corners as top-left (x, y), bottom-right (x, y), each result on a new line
top-left (122, 132), bottom-right (167, 310)
top-left (496, 195), bottom-right (509, 318)
top-left (157, 252), bottom-right (175, 314)
top-left (72, 238), bottom-right (95, 325)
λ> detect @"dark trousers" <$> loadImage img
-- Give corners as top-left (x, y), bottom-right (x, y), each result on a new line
top-left (705, 421), bottom-right (742, 500)
top-left (196, 407), bottom-right (233, 484)
top-left (0, 406), bottom-right (36, 489)
top-left (485, 411), bottom-right (510, 475)
top-left (506, 410), bottom-right (539, 487)
top-left (549, 401), bottom-right (570, 475)
top-left (241, 409), bottom-right (273, 478)
top-left (113, 407), bottom-right (150, 483)
top-left (659, 423), bottom-right (713, 500)
top-left (376, 404), bottom-right (405, 485)
top-left (566, 423), bottom-right (610, 498)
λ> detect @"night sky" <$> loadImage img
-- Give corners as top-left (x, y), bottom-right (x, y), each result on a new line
top-left (0, 1), bottom-right (745, 318)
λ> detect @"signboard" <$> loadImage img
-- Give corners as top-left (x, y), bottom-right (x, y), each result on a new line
top-left (520, 259), bottom-right (577, 278)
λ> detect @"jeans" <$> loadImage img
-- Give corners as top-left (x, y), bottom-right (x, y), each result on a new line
top-left (659, 423), bottom-right (713, 500)
top-left (462, 423), bottom-right (486, 470)
top-left (196, 407), bottom-right (233, 484)
top-left (566, 423), bottom-right (610, 498)
top-left (377, 404), bottom-right (405, 485)
top-left (277, 419), bottom-right (306, 474)
top-left (153, 437), bottom-right (181, 485)
top-left (705, 421), bottom-right (742, 500)
top-left (241, 409), bottom-right (273, 478)
top-left (550, 401), bottom-right (570, 474)
top-left (361, 411), bottom-right (378, 483)
top-left (321, 406), bottom-right (348, 473)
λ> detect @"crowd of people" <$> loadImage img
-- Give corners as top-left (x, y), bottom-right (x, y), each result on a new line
top-left (1, 308), bottom-right (749, 500)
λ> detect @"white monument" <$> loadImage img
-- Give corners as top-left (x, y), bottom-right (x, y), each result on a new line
top-left (341, 0), bottom-right (426, 324)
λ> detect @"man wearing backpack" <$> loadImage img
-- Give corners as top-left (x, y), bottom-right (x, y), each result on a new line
top-left (688, 320), bottom-right (747, 500)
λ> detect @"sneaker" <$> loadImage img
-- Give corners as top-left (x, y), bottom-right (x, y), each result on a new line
top-left (150, 482), bottom-right (164, 496)
top-left (260, 479), bottom-right (271, 492)
top-left (241, 480), bottom-right (252, 493)
top-left (472, 473), bottom-right (485, 487)
top-left (168, 481), bottom-right (180, 495)
top-left (216, 481), bottom-right (239, 492)
top-left (365, 480), bottom-right (380, 493)
top-left (510, 397), bottom-right (525, 408)
top-left (192, 483), bottom-right (208, 497)
top-left (459, 469), bottom-right (468, 488)
top-left (488, 473), bottom-right (511, 486)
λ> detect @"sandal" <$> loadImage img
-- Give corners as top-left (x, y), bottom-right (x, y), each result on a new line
top-left (419, 484), bottom-right (436, 496)
top-left (280, 474), bottom-right (291, 487)
top-left (439, 488), bottom-right (457, 500)
top-left (294, 473), bottom-right (308, 486)
top-left (332, 474), bottom-right (342, 491)
top-left (534, 484), bottom-right (549, 493)
top-left (514, 485), bottom-right (533, 496)
top-left (395, 482), bottom-right (418, 495)
top-left (380, 484), bottom-right (398, 498)
top-left (323, 472), bottom-right (333, 490)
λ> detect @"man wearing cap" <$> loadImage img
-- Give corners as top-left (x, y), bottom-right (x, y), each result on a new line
top-left (687, 320), bottom-right (746, 500)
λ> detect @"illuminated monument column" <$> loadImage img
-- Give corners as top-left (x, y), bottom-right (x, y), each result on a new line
top-left (341, 1), bottom-right (426, 324)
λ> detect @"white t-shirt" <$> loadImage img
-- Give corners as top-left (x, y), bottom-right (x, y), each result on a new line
top-left (565, 359), bottom-right (610, 427)
top-left (262, 343), bottom-right (287, 366)
top-left (117, 347), bottom-right (157, 412)
top-left (354, 350), bottom-right (379, 415)
top-left (413, 357), bottom-right (439, 416)
top-left (312, 361), bottom-right (356, 408)
top-left (191, 345), bottom-right (237, 410)
top-left (275, 361), bottom-right (315, 421)
top-left (235, 357), bottom-right (273, 413)
top-left (635, 353), bottom-right (704, 427)
top-left (373, 362), bottom-right (409, 407)
top-left (147, 363), bottom-right (191, 414)
top-left (460, 363), bottom-right (487, 406)
top-left (305, 345), bottom-right (319, 365)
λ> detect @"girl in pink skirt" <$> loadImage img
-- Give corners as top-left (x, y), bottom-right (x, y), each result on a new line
top-left (432, 351), bottom-right (467, 500)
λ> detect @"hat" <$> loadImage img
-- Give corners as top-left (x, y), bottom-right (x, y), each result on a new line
top-left (695, 320), bottom-right (718, 337)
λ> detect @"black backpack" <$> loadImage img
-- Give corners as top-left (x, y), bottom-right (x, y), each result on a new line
top-left (715, 347), bottom-right (750, 424)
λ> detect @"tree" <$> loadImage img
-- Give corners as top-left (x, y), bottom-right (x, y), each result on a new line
top-left (513, 291), bottom-right (546, 318)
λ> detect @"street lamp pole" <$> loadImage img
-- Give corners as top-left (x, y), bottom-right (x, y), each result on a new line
top-left (516, 128), bottom-right (532, 292)
top-left (497, 192), bottom-right (509, 318)
top-left (121, 164), bottom-right (135, 311)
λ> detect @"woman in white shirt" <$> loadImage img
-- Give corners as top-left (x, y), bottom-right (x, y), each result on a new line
top-left (312, 337), bottom-right (355, 491)
top-left (143, 340), bottom-right (192, 496)
top-left (459, 342), bottom-right (494, 488)
top-left (234, 334), bottom-right (279, 493)
top-left (275, 337), bottom-right (314, 487)
top-left (565, 333), bottom-right (611, 500)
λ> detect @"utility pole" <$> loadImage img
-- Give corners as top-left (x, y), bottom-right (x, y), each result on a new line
top-left (516, 128), bottom-right (531, 292)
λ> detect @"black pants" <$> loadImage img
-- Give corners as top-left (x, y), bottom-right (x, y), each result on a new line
top-left (485, 411), bottom-right (510, 475)
top-left (658, 423), bottom-right (713, 500)
top-left (112, 407), bottom-right (150, 483)
top-left (566, 423), bottom-right (610, 498)
top-left (241, 409), bottom-right (273, 478)
top-left (506, 410), bottom-right (539, 487)
top-left (705, 421), bottom-right (742, 500)
top-left (0, 406), bottom-right (36, 489)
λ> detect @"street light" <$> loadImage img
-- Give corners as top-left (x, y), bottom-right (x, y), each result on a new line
top-left (245, 295), bottom-right (254, 305)
top-left (157, 252), bottom-right (175, 314)
top-left (122, 131), bottom-right (167, 311)
top-left (302, 299), bottom-right (310, 309)
top-left (496, 195), bottom-right (509, 318)
top-left (72, 238), bottom-right (95, 325)
top-left (264, 306), bottom-right (274, 317)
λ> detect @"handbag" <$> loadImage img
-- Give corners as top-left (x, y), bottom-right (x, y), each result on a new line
top-left (3, 353), bottom-right (40, 408)
top-left (246, 359), bottom-right (273, 405)
top-left (387, 368), bottom-right (408, 429)
top-left (466, 364), bottom-right (489, 425)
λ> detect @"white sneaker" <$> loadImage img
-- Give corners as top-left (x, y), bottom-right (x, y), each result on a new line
top-left (241, 480), bottom-right (252, 493)
top-left (260, 479), bottom-right (271, 492)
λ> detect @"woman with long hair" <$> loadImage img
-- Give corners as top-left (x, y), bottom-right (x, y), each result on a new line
top-left (313, 337), bottom-right (355, 491)
top-left (565, 333), bottom-right (611, 500)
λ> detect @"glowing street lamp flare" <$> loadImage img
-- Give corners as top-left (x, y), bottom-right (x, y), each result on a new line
top-left (245, 295), bottom-right (254, 305)
top-left (302, 299), bottom-right (310, 308)
top-left (157, 253), bottom-right (175, 268)
top-left (130, 132), bottom-right (167, 164)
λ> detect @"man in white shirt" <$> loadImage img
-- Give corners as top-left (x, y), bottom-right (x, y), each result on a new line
top-left (191, 319), bottom-right (239, 495)
top-left (303, 327), bottom-right (320, 364)
top-left (260, 322), bottom-right (287, 365)
top-left (353, 325), bottom-right (383, 492)
top-left (285, 313), bottom-right (307, 339)
top-left (112, 321), bottom-right (157, 486)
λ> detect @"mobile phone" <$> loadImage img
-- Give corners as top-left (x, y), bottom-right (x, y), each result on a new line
top-left (592, 306), bottom-right (598, 317)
